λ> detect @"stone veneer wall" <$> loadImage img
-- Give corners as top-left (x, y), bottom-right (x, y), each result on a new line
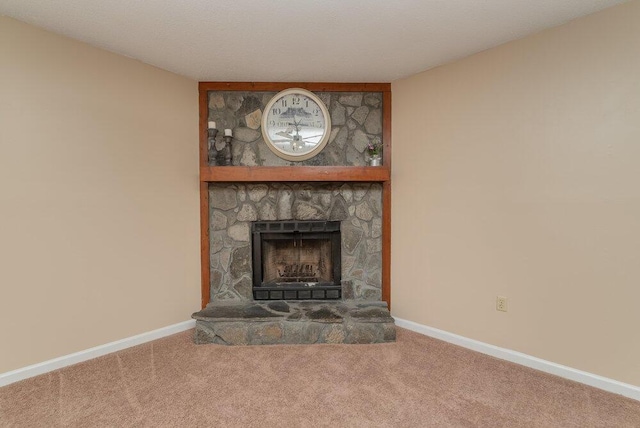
top-left (207, 91), bottom-right (383, 166)
top-left (209, 182), bottom-right (382, 302)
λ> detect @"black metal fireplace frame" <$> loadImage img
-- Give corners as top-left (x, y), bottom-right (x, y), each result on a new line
top-left (251, 220), bottom-right (341, 300)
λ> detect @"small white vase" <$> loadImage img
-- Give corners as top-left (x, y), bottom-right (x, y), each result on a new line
top-left (369, 156), bottom-right (382, 166)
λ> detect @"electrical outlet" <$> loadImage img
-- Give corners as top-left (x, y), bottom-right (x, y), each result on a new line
top-left (496, 296), bottom-right (508, 312)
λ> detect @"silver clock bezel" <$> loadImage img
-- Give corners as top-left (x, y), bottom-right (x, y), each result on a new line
top-left (261, 88), bottom-right (331, 161)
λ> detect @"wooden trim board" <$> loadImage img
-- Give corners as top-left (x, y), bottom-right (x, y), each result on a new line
top-left (200, 165), bottom-right (389, 183)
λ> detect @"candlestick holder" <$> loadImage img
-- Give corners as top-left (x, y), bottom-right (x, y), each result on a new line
top-left (207, 128), bottom-right (234, 166)
top-left (221, 135), bottom-right (233, 166)
top-left (207, 128), bottom-right (218, 164)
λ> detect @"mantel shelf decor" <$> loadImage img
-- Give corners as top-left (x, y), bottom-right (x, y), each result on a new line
top-left (207, 122), bottom-right (234, 166)
top-left (367, 139), bottom-right (383, 166)
top-left (261, 88), bottom-right (332, 161)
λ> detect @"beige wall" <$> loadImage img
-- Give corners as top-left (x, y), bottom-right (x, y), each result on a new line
top-left (0, 17), bottom-right (200, 373)
top-left (392, 0), bottom-right (640, 386)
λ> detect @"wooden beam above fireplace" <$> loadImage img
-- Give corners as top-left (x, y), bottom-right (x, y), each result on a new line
top-left (200, 165), bottom-right (390, 183)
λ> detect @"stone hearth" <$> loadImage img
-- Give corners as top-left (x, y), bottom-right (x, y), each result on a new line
top-left (193, 300), bottom-right (395, 345)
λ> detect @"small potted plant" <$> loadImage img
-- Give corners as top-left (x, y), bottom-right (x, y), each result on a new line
top-left (366, 139), bottom-right (382, 166)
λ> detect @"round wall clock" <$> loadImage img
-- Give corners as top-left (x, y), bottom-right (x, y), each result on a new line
top-left (261, 88), bottom-right (331, 161)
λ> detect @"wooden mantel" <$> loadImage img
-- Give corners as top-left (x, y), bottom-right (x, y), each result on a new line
top-left (200, 165), bottom-right (390, 183)
top-left (198, 82), bottom-right (392, 309)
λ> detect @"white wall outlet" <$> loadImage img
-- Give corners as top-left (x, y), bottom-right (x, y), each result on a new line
top-left (496, 296), bottom-right (508, 312)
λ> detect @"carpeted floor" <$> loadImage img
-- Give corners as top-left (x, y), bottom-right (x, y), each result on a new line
top-left (0, 327), bottom-right (638, 427)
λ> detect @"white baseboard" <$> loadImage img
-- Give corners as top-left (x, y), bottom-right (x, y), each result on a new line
top-left (0, 320), bottom-right (196, 388)
top-left (4, 318), bottom-right (638, 402)
top-left (393, 317), bottom-right (640, 402)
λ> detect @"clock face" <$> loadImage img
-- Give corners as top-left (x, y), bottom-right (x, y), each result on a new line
top-left (262, 88), bottom-right (331, 161)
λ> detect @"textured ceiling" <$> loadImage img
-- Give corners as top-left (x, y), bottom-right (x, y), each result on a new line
top-left (0, 0), bottom-right (628, 82)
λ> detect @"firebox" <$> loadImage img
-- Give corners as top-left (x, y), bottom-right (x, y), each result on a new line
top-left (251, 221), bottom-right (341, 300)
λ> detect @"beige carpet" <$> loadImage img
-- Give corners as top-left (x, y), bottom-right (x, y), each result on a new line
top-left (0, 327), bottom-right (638, 427)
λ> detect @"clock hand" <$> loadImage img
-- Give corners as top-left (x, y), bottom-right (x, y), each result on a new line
top-left (275, 131), bottom-right (294, 140)
top-left (302, 134), bottom-right (323, 140)
top-left (291, 116), bottom-right (302, 137)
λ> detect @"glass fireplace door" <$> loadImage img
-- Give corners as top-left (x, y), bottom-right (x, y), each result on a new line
top-left (252, 221), bottom-right (341, 300)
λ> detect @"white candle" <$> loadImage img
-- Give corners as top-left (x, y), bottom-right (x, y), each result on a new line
top-left (224, 128), bottom-right (233, 137)
top-left (208, 121), bottom-right (216, 129)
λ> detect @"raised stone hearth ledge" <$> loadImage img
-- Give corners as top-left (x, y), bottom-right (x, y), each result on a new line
top-left (192, 301), bottom-right (396, 345)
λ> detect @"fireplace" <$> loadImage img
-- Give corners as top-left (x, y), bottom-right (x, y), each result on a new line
top-left (251, 220), bottom-right (341, 300)
top-left (193, 86), bottom-right (395, 345)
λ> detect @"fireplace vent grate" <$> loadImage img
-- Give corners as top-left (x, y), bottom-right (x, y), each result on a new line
top-left (252, 221), bottom-right (340, 233)
top-left (254, 285), bottom-right (341, 301)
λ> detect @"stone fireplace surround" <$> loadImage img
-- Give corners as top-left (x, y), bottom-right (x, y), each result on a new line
top-left (207, 182), bottom-right (383, 302)
top-left (193, 83), bottom-right (394, 345)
